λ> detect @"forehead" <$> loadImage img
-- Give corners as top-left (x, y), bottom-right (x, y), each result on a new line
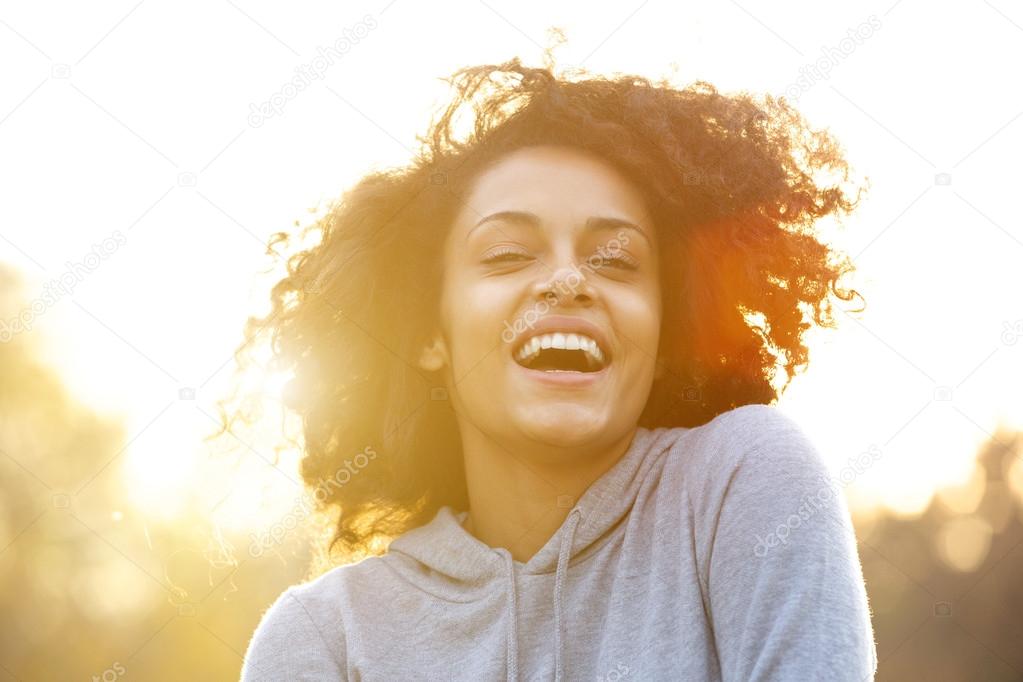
top-left (456, 145), bottom-right (650, 228)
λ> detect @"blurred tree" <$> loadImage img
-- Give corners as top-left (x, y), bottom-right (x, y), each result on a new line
top-left (857, 428), bottom-right (1023, 681)
top-left (0, 267), bottom-right (308, 681)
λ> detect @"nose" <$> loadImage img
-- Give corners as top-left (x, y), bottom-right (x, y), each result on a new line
top-left (531, 264), bottom-right (596, 307)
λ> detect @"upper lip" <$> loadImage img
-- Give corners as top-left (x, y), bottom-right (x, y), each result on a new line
top-left (509, 315), bottom-right (613, 362)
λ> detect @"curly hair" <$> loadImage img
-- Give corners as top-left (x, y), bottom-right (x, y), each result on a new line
top-left (213, 56), bottom-right (866, 567)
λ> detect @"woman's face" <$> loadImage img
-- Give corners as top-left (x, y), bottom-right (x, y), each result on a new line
top-left (420, 144), bottom-right (662, 451)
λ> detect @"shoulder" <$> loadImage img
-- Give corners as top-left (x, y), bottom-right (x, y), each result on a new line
top-left (664, 406), bottom-right (878, 679)
top-left (661, 403), bottom-right (854, 561)
top-left (654, 403), bottom-right (847, 548)
top-left (241, 563), bottom-right (367, 681)
top-left (690, 402), bottom-right (812, 457)
top-left (660, 403), bottom-right (827, 491)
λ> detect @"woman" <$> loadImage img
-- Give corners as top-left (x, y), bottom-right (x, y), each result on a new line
top-left (234, 57), bottom-right (877, 680)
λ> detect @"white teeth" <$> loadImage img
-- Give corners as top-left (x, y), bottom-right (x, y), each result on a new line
top-left (513, 332), bottom-right (607, 368)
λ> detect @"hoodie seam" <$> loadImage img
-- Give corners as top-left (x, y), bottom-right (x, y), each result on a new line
top-left (286, 591), bottom-right (345, 671)
top-left (687, 480), bottom-right (720, 669)
top-left (569, 428), bottom-right (674, 553)
top-left (699, 462), bottom-right (741, 591)
top-left (379, 553), bottom-right (499, 604)
top-left (542, 430), bottom-right (679, 579)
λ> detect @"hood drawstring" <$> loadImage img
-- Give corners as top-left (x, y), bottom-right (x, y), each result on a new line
top-left (554, 509), bottom-right (582, 682)
top-left (503, 508), bottom-right (582, 682)
top-left (388, 430), bottom-right (669, 682)
top-left (503, 550), bottom-right (519, 682)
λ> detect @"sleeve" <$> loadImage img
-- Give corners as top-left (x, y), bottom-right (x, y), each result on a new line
top-left (702, 409), bottom-right (878, 681)
top-left (240, 587), bottom-right (345, 682)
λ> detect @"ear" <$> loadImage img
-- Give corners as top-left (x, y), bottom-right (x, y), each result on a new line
top-left (417, 331), bottom-right (449, 372)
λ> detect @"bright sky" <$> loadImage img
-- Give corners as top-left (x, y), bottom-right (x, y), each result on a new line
top-left (2, 0), bottom-right (1022, 530)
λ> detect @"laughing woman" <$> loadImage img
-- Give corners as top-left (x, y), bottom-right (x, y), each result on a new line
top-left (234, 58), bottom-right (877, 681)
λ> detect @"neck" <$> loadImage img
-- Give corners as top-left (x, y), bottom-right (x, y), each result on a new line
top-left (458, 425), bottom-right (637, 563)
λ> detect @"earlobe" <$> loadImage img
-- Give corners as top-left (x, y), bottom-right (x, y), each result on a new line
top-left (418, 334), bottom-right (448, 372)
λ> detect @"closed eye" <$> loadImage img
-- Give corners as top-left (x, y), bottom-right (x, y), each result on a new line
top-left (596, 253), bottom-right (639, 270)
top-left (481, 249), bottom-right (532, 265)
top-left (481, 249), bottom-right (638, 270)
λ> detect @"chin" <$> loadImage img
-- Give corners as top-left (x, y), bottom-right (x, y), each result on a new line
top-left (516, 407), bottom-right (609, 446)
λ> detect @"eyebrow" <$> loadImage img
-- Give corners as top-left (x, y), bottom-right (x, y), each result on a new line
top-left (466, 210), bottom-right (652, 246)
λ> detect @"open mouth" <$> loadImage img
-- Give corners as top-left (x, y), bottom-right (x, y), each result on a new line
top-left (513, 333), bottom-right (609, 373)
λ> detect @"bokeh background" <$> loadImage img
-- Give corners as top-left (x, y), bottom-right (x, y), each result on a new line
top-left (2, 1), bottom-right (1022, 680)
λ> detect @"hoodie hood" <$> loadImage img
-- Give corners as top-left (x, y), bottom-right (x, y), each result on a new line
top-left (384, 425), bottom-right (684, 681)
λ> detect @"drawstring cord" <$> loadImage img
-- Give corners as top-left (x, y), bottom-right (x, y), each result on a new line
top-left (554, 509), bottom-right (581, 682)
top-left (504, 551), bottom-right (519, 682)
top-left (502, 507), bottom-right (583, 682)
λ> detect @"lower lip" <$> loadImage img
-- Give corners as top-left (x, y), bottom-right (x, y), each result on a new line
top-left (512, 360), bottom-right (610, 387)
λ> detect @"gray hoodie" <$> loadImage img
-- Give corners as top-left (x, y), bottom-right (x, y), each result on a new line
top-left (241, 404), bottom-right (878, 681)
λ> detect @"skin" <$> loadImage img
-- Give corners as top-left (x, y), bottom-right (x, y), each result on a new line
top-left (418, 144), bottom-right (663, 562)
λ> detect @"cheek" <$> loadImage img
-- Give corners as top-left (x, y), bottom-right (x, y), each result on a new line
top-left (442, 277), bottom-right (518, 357)
top-left (618, 287), bottom-right (661, 335)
